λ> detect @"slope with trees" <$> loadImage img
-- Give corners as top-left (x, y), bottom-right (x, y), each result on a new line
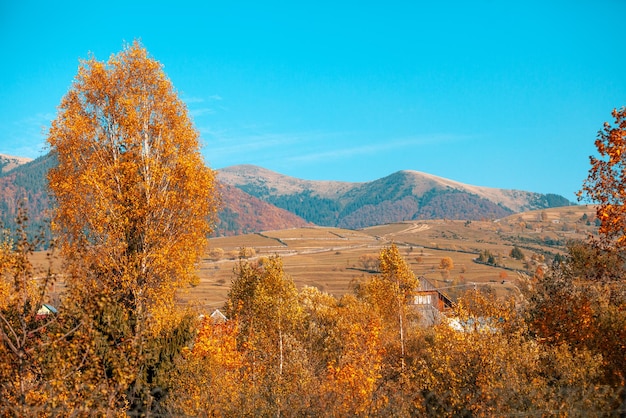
top-left (0, 157), bottom-right (310, 240)
top-left (219, 165), bottom-right (572, 229)
top-left (0, 154), bottom-right (32, 173)
top-left (0, 157), bottom-right (572, 238)
top-left (0, 153), bottom-right (57, 241)
top-left (214, 183), bottom-right (310, 236)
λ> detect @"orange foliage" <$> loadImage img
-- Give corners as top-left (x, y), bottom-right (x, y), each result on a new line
top-left (438, 256), bottom-right (454, 271)
top-left (322, 298), bottom-right (384, 415)
top-left (192, 318), bottom-right (242, 369)
top-left (47, 41), bottom-right (218, 325)
top-left (168, 317), bottom-right (245, 416)
top-left (580, 106), bottom-right (626, 247)
top-left (45, 41), bottom-right (218, 412)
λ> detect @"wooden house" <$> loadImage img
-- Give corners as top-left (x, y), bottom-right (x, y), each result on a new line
top-left (413, 277), bottom-right (454, 326)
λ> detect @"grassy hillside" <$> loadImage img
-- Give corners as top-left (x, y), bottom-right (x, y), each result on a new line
top-left (176, 205), bottom-right (596, 310)
top-left (0, 154), bottom-right (33, 173)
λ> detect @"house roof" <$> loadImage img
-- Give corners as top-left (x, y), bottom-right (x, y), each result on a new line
top-left (37, 304), bottom-right (58, 316)
top-left (210, 309), bottom-right (227, 323)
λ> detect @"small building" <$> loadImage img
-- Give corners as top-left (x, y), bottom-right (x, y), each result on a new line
top-left (209, 309), bottom-right (228, 324)
top-left (447, 316), bottom-right (500, 333)
top-left (36, 304), bottom-right (58, 320)
top-left (413, 277), bottom-right (454, 326)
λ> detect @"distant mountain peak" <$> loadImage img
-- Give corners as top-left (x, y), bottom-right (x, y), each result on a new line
top-left (218, 165), bottom-right (573, 229)
top-left (218, 164), bottom-right (356, 197)
top-left (0, 154), bottom-right (33, 173)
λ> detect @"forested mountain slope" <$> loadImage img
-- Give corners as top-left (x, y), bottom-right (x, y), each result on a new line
top-left (0, 153), bottom-right (308, 238)
top-left (0, 153), bottom-right (57, 237)
top-left (214, 183), bottom-right (310, 236)
top-left (0, 155), bottom-right (572, 237)
top-left (218, 165), bottom-right (572, 229)
top-left (0, 154), bottom-right (33, 173)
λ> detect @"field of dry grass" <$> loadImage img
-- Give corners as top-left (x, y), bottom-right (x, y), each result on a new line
top-left (181, 205), bottom-right (598, 310)
top-left (32, 205), bottom-right (598, 312)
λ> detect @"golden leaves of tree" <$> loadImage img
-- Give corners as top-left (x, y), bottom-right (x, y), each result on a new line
top-left (438, 256), bottom-right (454, 271)
top-left (0, 206), bottom-right (106, 416)
top-left (167, 317), bottom-right (244, 416)
top-left (415, 291), bottom-right (616, 416)
top-left (0, 207), bottom-right (53, 415)
top-left (46, 41), bottom-right (218, 413)
top-left (356, 243), bottom-right (419, 385)
top-left (580, 107), bottom-right (626, 247)
top-left (224, 255), bottom-right (309, 416)
top-left (321, 294), bottom-right (385, 416)
top-left (48, 40), bottom-right (217, 325)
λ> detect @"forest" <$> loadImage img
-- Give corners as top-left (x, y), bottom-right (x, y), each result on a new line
top-left (0, 42), bottom-right (625, 416)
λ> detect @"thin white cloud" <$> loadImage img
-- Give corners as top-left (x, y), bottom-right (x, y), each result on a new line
top-left (199, 128), bottom-right (474, 170)
top-left (206, 132), bottom-right (301, 157)
top-left (1, 113), bottom-right (54, 158)
top-left (200, 128), bottom-right (340, 168)
top-left (183, 94), bottom-right (222, 104)
top-left (286, 133), bottom-right (471, 164)
top-left (190, 108), bottom-right (215, 117)
top-left (182, 96), bottom-right (205, 104)
top-left (193, 116), bottom-right (482, 173)
top-left (184, 94), bottom-right (225, 119)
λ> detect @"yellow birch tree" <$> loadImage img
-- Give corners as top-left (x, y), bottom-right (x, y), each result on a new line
top-left (321, 295), bottom-right (384, 416)
top-left (357, 244), bottom-right (419, 373)
top-left (225, 255), bottom-right (310, 416)
top-left (46, 41), bottom-right (218, 413)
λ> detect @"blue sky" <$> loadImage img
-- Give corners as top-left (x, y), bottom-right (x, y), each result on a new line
top-left (1, 1), bottom-right (625, 201)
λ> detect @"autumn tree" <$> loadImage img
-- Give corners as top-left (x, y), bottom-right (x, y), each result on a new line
top-left (358, 253), bottom-right (378, 271)
top-left (438, 256), bottom-right (454, 271)
top-left (0, 205), bottom-right (107, 415)
top-left (438, 256), bottom-right (454, 280)
top-left (208, 247), bottom-right (225, 261)
top-left (238, 246), bottom-right (256, 259)
top-left (378, 244), bottom-right (420, 370)
top-left (225, 255), bottom-right (310, 416)
top-left (321, 295), bottom-right (384, 415)
top-left (354, 243), bottom-right (419, 412)
top-left (0, 207), bottom-right (54, 415)
top-left (524, 243), bottom-right (626, 394)
top-left (414, 291), bottom-right (616, 415)
top-left (510, 246), bottom-right (524, 260)
top-left (571, 106), bottom-right (626, 400)
top-left (478, 249), bottom-right (495, 265)
top-left (166, 316), bottom-right (244, 416)
top-left (580, 106), bottom-right (626, 248)
top-left (46, 41), bottom-right (218, 412)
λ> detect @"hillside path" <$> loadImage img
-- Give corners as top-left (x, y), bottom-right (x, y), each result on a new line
top-left (386, 223), bottom-right (430, 237)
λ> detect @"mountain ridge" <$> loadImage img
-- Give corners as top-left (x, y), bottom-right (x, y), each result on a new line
top-left (0, 154), bottom-right (573, 238)
top-left (218, 164), bottom-right (356, 198)
top-left (217, 164), bottom-right (572, 229)
top-left (0, 154), bottom-right (33, 174)
top-left (397, 169), bottom-right (566, 212)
